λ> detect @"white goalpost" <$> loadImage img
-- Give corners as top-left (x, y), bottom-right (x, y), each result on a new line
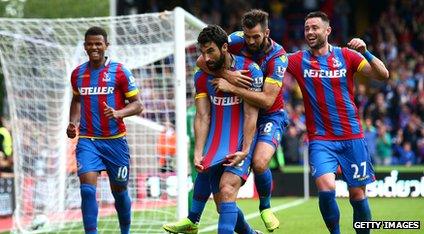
top-left (0, 7), bottom-right (206, 233)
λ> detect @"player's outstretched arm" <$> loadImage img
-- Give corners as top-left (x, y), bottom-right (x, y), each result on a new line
top-left (193, 96), bottom-right (210, 172)
top-left (196, 55), bottom-right (253, 89)
top-left (67, 94), bottom-right (80, 138)
top-left (348, 38), bottom-right (389, 80)
top-left (103, 94), bottom-right (143, 119)
top-left (224, 102), bottom-right (258, 166)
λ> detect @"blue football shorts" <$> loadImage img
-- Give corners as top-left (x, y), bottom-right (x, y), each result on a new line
top-left (309, 138), bottom-right (375, 188)
top-left (76, 137), bottom-right (130, 186)
top-left (257, 110), bottom-right (289, 149)
top-left (208, 137), bottom-right (257, 194)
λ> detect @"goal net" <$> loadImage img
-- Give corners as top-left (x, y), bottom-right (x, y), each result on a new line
top-left (0, 8), bottom-right (209, 233)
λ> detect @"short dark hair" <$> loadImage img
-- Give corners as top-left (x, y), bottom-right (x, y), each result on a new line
top-left (197, 25), bottom-right (228, 49)
top-left (305, 11), bottom-right (330, 24)
top-left (85, 26), bottom-right (108, 42)
top-left (242, 9), bottom-right (269, 29)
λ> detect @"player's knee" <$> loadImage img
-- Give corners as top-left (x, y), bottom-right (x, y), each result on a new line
top-left (348, 186), bottom-right (366, 200)
top-left (315, 174), bottom-right (336, 191)
top-left (110, 183), bottom-right (127, 193)
top-left (252, 160), bottom-right (268, 174)
top-left (252, 151), bottom-right (273, 173)
top-left (79, 172), bottom-right (98, 185)
top-left (219, 184), bottom-right (237, 201)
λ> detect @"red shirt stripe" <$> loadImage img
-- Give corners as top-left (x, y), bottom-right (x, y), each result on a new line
top-left (203, 103), bottom-right (224, 168)
top-left (97, 65), bottom-right (111, 136)
top-left (310, 56), bottom-right (333, 134)
top-left (115, 64), bottom-right (127, 134)
top-left (327, 54), bottom-right (352, 134)
top-left (288, 52), bottom-right (317, 136)
top-left (81, 67), bottom-right (94, 136)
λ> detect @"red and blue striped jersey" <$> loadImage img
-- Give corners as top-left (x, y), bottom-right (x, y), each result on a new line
top-left (71, 58), bottom-right (139, 139)
top-left (228, 31), bottom-right (287, 114)
top-left (287, 46), bottom-right (367, 141)
top-left (194, 55), bottom-right (263, 169)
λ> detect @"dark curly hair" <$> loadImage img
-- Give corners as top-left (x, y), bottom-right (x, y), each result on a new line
top-left (197, 25), bottom-right (228, 49)
top-left (85, 26), bottom-right (108, 42)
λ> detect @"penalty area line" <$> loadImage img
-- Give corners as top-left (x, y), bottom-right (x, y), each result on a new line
top-left (199, 198), bottom-right (308, 233)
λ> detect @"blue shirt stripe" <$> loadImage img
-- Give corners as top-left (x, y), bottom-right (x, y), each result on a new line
top-left (195, 55), bottom-right (263, 167)
top-left (316, 55), bottom-right (343, 136)
top-left (302, 52), bottom-right (326, 136)
top-left (202, 75), bottom-right (215, 156)
top-left (334, 47), bottom-right (361, 134)
top-left (107, 63), bottom-right (119, 136)
top-left (219, 97), bottom-right (232, 157)
top-left (77, 63), bottom-right (88, 135)
top-left (89, 68), bottom-right (101, 136)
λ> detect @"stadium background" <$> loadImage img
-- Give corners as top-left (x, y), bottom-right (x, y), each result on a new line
top-left (0, 0), bottom-right (423, 233)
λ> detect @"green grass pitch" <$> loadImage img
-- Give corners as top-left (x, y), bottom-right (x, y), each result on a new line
top-left (197, 197), bottom-right (424, 234)
top-left (6, 197), bottom-right (422, 234)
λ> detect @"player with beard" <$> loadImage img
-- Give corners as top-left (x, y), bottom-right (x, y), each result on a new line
top-left (163, 25), bottom-right (263, 234)
top-left (286, 12), bottom-right (389, 234)
top-left (197, 9), bottom-right (288, 232)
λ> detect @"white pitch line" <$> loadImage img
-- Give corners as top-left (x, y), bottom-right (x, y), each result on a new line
top-left (199, 198), bottom-right (308, 233)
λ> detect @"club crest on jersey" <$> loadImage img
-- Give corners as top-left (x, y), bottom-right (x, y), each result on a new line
top-left (332, 57), bottom-right (342, 68)
top-left (102, 72), bottom-right (111, 82)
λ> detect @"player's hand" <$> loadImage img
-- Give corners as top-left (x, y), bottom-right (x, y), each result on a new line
top-left (211, 78), bottom-right (234, 93)
top-left (347, 38), bottom-right (367, 54)
top-left (103, 102), bottom-right (120, 119)
top-left (194, 154), bottom-right (205, 172)
top-left (223, 151), bottom-right (248, 167)
top-left (66, 122), bottom-right (77, 138)
top-left (226, 70), bottom-right (253, 89)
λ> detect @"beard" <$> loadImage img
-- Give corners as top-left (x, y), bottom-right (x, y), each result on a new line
top-left (247, 38), bottom-right (266, 54)
top-left (308, 35), bottom-right (326, 50)
top-left (206, 52), bottom-right (225, 71)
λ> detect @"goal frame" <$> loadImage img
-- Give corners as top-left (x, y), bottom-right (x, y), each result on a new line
top-left (0, 7), bottom-right (206, 232)
top-left (173, 6), bottom-right (206, 219)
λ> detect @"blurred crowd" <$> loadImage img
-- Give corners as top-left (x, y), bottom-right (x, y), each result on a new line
top-left (133, 0), bottom-right (423, 166)
top-left (2, 1), bottom-right (421, 179)
top-left (281, 0), bottom-right (424, 166)
top-left (358, 0), bottom-right (424, 166)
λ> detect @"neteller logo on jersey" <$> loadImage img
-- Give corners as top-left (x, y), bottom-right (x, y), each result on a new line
top-left (303, 69), bottom-right (347, 78)
top-left (210, 96), bottom-right (242, 106)
top-left (79, 86), bottom-right (114, 95)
